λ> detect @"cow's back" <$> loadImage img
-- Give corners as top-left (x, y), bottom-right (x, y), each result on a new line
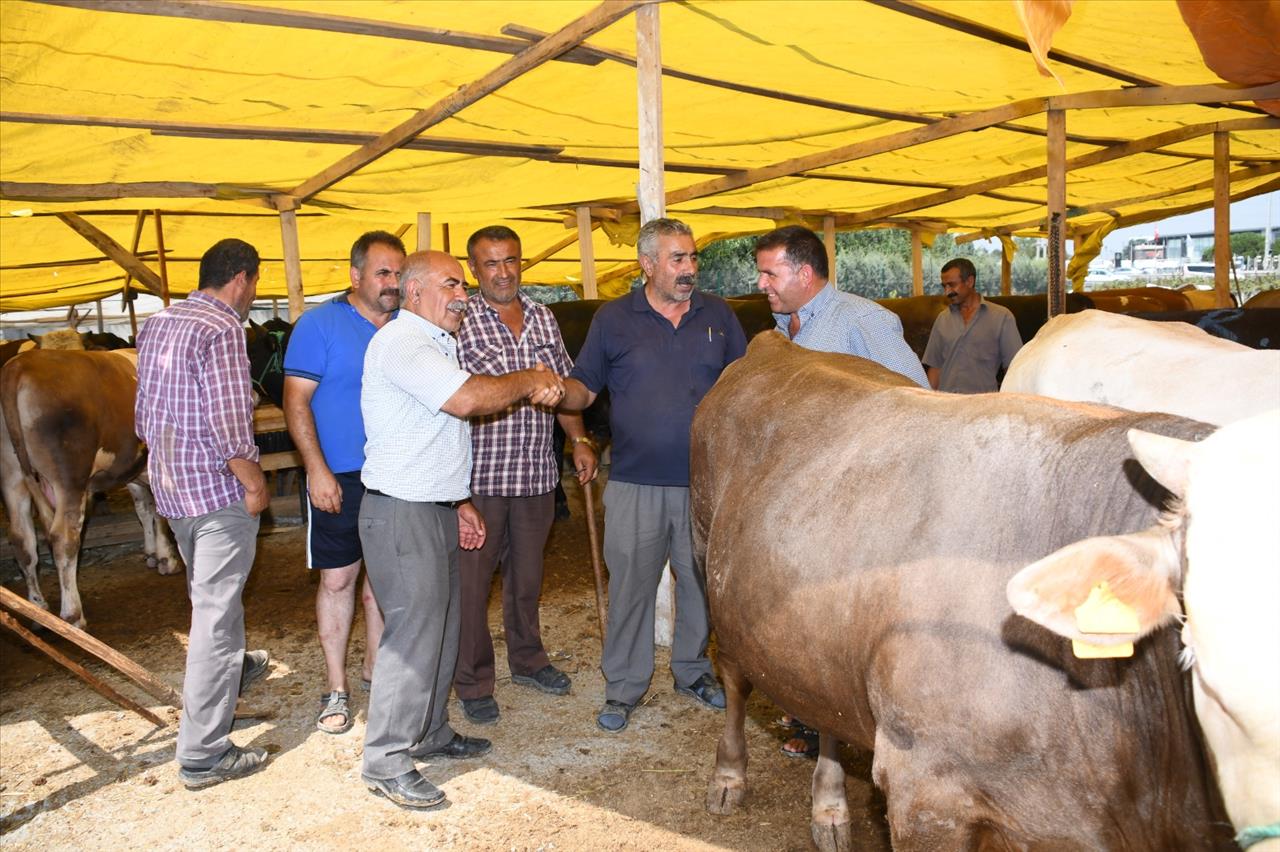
top-left (692, 333), bottom-right (1231, 848)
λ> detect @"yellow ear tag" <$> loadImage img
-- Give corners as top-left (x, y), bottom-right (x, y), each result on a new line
top-left (1072, 580), bottom-right (1138, 659)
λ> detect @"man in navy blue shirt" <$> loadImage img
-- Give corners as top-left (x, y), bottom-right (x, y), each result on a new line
top-left (283, 231), bottom-right (405, 735)
top-left (562, 218), bottom-right (747, 733)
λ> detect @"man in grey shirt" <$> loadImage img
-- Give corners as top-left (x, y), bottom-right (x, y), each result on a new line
top-left (923, 258), bottom-right (1022, 393)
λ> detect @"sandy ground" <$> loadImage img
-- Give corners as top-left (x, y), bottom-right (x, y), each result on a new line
top-left (0, 477), bottom-right (890, 851)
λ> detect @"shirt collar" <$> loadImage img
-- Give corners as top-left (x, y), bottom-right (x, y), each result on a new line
top-left (628, 284), bottom-right (705, 315)
top-left (773, 282), bottom-right (835, 325)
top-left (948, 294), bottom-right (988, 314)
top-left (187, 289), bottom-right (241, 320)
top-left (470, 288), bottom-right (534, 318)
top-left (395, 308), bottom-right (455, 347)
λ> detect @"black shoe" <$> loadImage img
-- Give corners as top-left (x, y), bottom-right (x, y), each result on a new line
top-left (410, 733), bottom-right (492, 760)
top-left (461, 696), bottom-right (500, 725)
top-left (363, 769), bottom-right (446, 809)
top-left (511, 664), bottom-right (571, 696)
top-left (238, 650), bottom-right (270, 695)
top-left (178, 744), bottom-right (268, 790)
top-left (596, 699), bottom-right (635, 733)
top-left (674, 673), bottom-right (726, 710)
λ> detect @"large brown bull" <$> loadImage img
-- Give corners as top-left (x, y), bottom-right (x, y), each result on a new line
top-left (691, 333), bottom-right (1231, 850)
top-left (1, 349), bottom-right (179, 629)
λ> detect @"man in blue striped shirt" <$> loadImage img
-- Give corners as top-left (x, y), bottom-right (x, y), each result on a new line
top-left (756, 226), bottom-right (929, 388)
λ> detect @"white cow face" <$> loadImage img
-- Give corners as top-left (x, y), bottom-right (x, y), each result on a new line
top-left (1006, 409), bottom-right (1280, 839)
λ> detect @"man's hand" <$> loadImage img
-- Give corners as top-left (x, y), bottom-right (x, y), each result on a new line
top-left (457, 501), bottom-right (487, 551)
top-left (306, 466), bottom-right (343, 514)
top-left (527, 361), bottom-right (566, 407)
top-left (571, 440), bottom-right (598, 484)
top-left (244, 482), bottom-right (270, 517)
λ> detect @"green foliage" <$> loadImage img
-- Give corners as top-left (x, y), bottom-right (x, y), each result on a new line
top-left (1201, 231), bottom-right (1266, 261)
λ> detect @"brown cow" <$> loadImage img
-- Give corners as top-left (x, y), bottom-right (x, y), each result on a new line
top-left (692, 334), bottom-right (1232, 850)
top-left (1, 349), bottom-right (179, 629)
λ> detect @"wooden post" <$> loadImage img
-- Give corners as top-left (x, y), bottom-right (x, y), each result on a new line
top-left (124, 210), bottom-right (147, 338)
top-left (1214, 131), bottom-right (1231, 308)
top-left (1001, 251), bottom-right (1012, 296)
top-left (636, 2), bottom-right (664, 223)
top-left (278, 205), bottom-right (305, 320)
top-left (271, 298), bottom-right (280, 319)
top-left (153, 210), bottom-right (171, 306)
top-left (577, 206), bottom-right (598, 299)
top-left (417, 212), bottom-right (432, 252)
top-left (1046, 108), bottom-right (1067, 316)
top-left (911, 230), bottom-right (924, 296)
top-left (95, 299), bottom-right (104, 332)
top-left (442, 223), bottom-right (451, 255)
top-left (823, 216), bottom-right (837, 287)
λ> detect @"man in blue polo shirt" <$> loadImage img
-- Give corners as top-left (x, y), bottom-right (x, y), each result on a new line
top-left (283, 230), bottom-right (405, 734)
top-left (562, 217), bottom-right (747, 733)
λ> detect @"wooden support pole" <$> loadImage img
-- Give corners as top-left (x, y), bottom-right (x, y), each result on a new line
top-left (58, 212), bottom-right (163, 294)
top-left (441, 223), bottom-right (451, 255)
top-left (0, 586), bottom-right (181, 708)
top-left (1214, 131), bottom-right (1231, 308)
top-left (271, 298), bottom-right (280, 319)
top-left (153, 210), bottom-right (171, 306)
top-left (1046, 108), bottom-right (1067, 316)
top-left (911, 230), bottom-right (924, 296)
top-left (636, 2), bottom-right (664, 223)
top-left (124, 210), bottom-right (147, 339)
top-left (95, 299), bottom-right (104, 332)
top-left (278, 206), bottom-right (305, 320)
top-left (417, 212), bottom-right (432, 252)
top-left (0, 611), bottom-right (165, 727)
top-left (823, 216), bottom-right (837, 287)
top-left (1001, 251), bottom-right (1012, 296)
top-left (577, 206), bottom-right (599, 299)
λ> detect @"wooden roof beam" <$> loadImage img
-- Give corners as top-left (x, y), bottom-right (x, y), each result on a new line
top-left (34, 0), bottom-right (607, 65)
top-left (55, 212), bottom-right (163, 295)
top-left (287, 0), bottom-right (645, 204)
top-left (1, 180), bottom-right (276, 203)
top-left (832, 116), bottom-right (1280, 228)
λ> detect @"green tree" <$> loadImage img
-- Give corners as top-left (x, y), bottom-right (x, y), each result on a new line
top-left (1201, 231), bottom-right (1266, 261)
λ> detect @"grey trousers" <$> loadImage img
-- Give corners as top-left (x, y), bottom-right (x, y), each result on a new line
top-left (454, 491), bottom-right (555, 700)
top-left (359, 494), bottom-right (460, 779)
top-left (601, 481), bottom-right (713, 705)
top-left (169, 499), bottom-right (259, 768)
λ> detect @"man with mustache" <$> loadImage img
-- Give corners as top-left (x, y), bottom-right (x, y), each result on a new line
top-left (562, 217), bottom-right (747, 733)
top-left (358, 250), bottom-right (565, 809)
top-left (451, 226), bottom-right (598, 726)
top-left (923, 257), bottom-right (1022, 392)
top-left (283, 231), bottom-right (405, 735)
top-left (135, 238), bottom-right (272, 788)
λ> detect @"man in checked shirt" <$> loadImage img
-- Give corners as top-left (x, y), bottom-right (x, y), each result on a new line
top-left (451, 226), bottom-right (598, 726)
top-left (135, 238), bottom-right (272, 789)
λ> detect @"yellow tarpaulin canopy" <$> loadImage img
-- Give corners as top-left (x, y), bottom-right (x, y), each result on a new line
top-left (2, 0), bottom-right (1277, 311)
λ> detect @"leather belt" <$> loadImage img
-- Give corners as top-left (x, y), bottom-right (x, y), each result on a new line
top-left (365, 488), bottom-right (464, 509)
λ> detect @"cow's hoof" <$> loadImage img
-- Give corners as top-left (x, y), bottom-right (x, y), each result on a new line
top-left (706, 777), bottom-right (746, 815)
top-left (810, 819), bottom-right (851, 852)
top-left (155, 559), bottom-right (181, 576)
top-left (145, 555), bottom-right (159, 569)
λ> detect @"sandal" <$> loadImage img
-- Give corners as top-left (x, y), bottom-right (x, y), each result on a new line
top-left (780, 724), bottom-right (819, 759)
top-left (317, 691), bottom-right (353, 734)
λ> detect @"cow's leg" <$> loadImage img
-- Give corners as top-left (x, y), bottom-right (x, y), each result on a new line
top-left (706, 655), bottom-right (752, 814)
top-left (47, 489), bottom-right (89, 629)
top-left (1, 458), bottom-right (46, 611)
top-left (125, 479), bottom-right (179, 574)
top-left (810, 733), bottom-right (851, 852)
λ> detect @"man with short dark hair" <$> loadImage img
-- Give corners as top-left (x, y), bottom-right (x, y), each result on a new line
top-left (135, 238), bottom-right (271, 789)
top-left (756, 225), bottom-right (928, 387)
top-left (358, 250), bottom-right (566, 810)
top-left (452, 226), bottom-right (597, 726)
top-left (923, 257), bottom-right (1022, 393)
top-left (283, 230), bottom-right (405, 734)
top-left (562, 217), bottom-right (747, 734)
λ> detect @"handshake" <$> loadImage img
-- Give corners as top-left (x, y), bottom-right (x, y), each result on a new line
top-left (523, 361), bottom-right (567, 407)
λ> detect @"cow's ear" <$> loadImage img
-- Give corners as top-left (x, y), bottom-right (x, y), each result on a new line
top-left (1128, 428), bottom-right (1195, 498)
top-left (1007, 526), bottom-right (1182, 644)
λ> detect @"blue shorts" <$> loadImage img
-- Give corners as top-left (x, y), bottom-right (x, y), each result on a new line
top-left (306, 471), bottom-right (365, 569)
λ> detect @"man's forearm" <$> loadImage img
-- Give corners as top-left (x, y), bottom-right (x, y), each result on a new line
top-left (228, 457), bottom-right (267, 497)
top-left (444, 372), bottom-right (536, 418)
top-left (283, 385), bottom-right (331, 476)
top-left (560, 378), bottom-right (595, 411)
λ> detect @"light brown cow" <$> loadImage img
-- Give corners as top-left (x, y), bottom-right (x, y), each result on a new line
top-left (1, 349), bottom-right (178, 629)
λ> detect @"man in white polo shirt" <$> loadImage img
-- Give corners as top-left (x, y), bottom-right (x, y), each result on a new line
top-left (357, 250), bottom-right (564, 810)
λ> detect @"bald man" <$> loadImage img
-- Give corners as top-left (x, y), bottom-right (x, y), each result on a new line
top-left (358, 251), bottom-right (564, 810)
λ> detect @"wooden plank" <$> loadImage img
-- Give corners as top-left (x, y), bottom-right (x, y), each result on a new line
top-left (1046, 109), bottom-right (1066, 316)
top-left (577, 207), bottom-right (598, 299)
top-left (823, 216), bottom-right (836, 287)
top-left (0, 611), bottom-right (165, 726)
top-left (36, 0), bottom-right (606, 65)
top-left (1001, 251), bottom-right (1012, 296)
top-left (1, 180), bottom-right (241, 201)
top-left (153, 209), bottom-right (170, 306)
top-left (522, 230), bottom-right (583, 273)
top-left (911, 231), bottom-right (923, 296)
top-left (1214, 132), bottom-right (1231, 308)
top-left (253, 404), bottom-right (288, 433)
top-left (635, 2), bottom-right (664, 223)
top-left (57, 212), bottom-right (162, 294)
top-left (278, 207), bottom-right (305, 320)
top-left (417, 212), bottom-right (431, 252)
top-left (0, 585), bottom-right (182, 707)
top-left (288, 0), bottom-right (643, 202)
top-left (95, 298), bottom-right (104, 332)
top-left (259, 451), bottom-right (302, 473)
top-left (1051, 82), bottom-right (1280, 111)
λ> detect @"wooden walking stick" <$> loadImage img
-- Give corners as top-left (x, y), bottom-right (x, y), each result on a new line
top-left (582, 479), bottom-right (608, 647)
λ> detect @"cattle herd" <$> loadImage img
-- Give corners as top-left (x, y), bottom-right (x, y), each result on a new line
top-left (2, 286), bottom-right (1278, 849)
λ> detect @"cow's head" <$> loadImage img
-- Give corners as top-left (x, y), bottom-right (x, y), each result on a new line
top-left (1008, 409), bottom-right (1280, 836)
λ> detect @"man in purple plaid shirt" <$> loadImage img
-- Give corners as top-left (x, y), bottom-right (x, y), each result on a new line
top-left (135, 238), bottom-right (271, 790)
top-left (451, 226), bottom-right (598, 726)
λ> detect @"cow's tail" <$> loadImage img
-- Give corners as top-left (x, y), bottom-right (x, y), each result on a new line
top-left (0, 361), bottom-right (38, 479)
